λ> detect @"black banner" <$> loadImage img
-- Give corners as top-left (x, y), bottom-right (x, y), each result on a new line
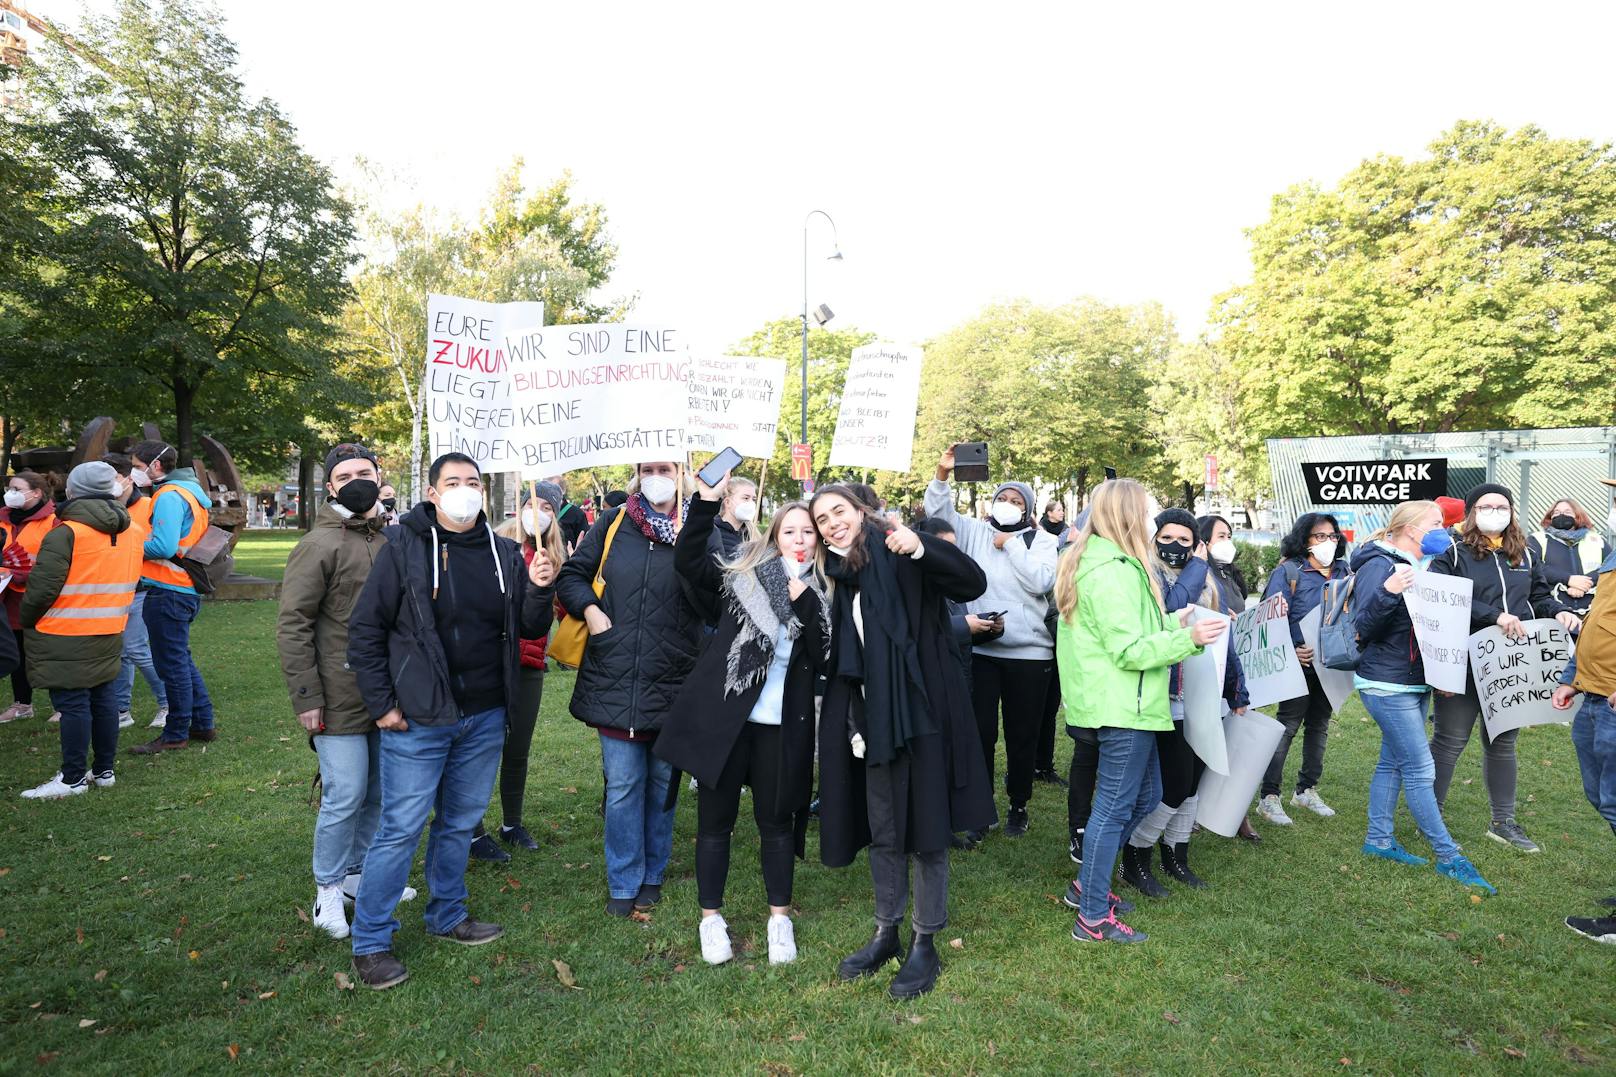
top-left (1302, 458), bottom-right (1448, 504)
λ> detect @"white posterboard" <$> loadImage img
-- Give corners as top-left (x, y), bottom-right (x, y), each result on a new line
top-left (424, 293), bottom-right (545, 471)
top-left (829, 344), bottom-right (923, 473)
top-left (685, 355), bottom-right (786, 460)
top-left (1180, 607), bottom-right (1231, 775)
top-left (1298, 606), bottom-right (1355, 712)
top-left (1403, 570), bottom-right (1474, 693)
top-left (1469, 618), bottom-right (1580, 739)
top-left (1195, 709), bottom-right (1285, 837)
top-left (1231, 594), bottom-right (1307, 709)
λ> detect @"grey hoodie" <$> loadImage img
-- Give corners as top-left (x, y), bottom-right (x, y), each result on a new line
top-left (924, 479), bottom-right (1058, 659)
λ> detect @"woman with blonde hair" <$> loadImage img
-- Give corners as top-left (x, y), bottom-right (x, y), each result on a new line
top-left (1057, 480), bottom-right (1225, 944)
top-left (710, 476), bottom-right (761, 561)
top-left (1350, 499), bottom-right (1494, 893)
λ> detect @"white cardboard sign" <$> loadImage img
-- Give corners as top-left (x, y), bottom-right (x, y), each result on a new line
top-left (1469, 618), bottom-right (1579, 738)
top-left (1403, 570), bottom-right (1474, 693)
top-left (1180, 606), bottom-right (1232, 775)
top-left (1231, 594), bottom-right (1307, 709)
top-left (685, 354), bottom-right (786, 460)
top-left (829, 344), bottom-right (923, 473)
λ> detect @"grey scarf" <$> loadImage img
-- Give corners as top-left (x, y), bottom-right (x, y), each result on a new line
top-left (722, 557), bottom-right (831, 698)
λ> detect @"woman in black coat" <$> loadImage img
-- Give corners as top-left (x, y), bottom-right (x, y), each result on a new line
top-left (656, 476), bottom-right (828, 968)
top-left (810, 484), bottom-right (991, 1001)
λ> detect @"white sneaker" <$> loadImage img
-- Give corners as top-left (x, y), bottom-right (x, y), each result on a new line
top-left (20, 772), bottom-right (89, 799)
top-left (0, 703), bottom-right (35, 723)
top-left (92, 771), bottom-right (116, 788)
top-left (312, 884), bottom-right (350, 939)
top-left (149, 708), bottom-right (168, 729)
top-left (1291, 787), bottom-right (1336, 818)
top-left (117, 712), bottom-right (134, 729)
top-left (45, 711), bottom-right (61, 724)
top-left (767, 913), bottom-right (797, 965)
top-left (699, 913), bottom-right (733, 965)
top-left (340, 874), bottom-right (418, 906)
top-left (1257, 794), bottom-right (1294, 826)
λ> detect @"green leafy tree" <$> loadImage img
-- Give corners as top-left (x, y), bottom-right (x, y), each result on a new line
top-left (1151, 340), bottom-right (1269, 515)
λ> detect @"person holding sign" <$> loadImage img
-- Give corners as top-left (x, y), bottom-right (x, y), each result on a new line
top-left (556, 461), bottom-right (702, 918)
top-left (810, 484), bottom-right (991, 999)
top-left (925, 448), bottom-right (1059, 841)
top-left (1056, 480), bottom-right (1225, 944)
top-left (1428, 484), bottom-right (1580, 854)
top-left (1349, 501), bottom-right (1495, 895)
top-left (1528, 497), bottom-right (1610, 619)
top-left (655, 474), bottom-right (829, 967)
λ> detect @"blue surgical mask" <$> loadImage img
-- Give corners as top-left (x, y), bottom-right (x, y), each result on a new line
top-left (1419, 527), bottom-right (1453, 556)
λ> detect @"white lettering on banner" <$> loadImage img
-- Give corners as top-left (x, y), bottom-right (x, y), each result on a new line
top-left (1231, 593), bottom-right (1307, 709)
top-left (425, 293), bottom-right (545, 471)
top-left (1402, 570), bottom-right (1474, 692)
top-left (685, 355), bottom-right (787, 459)
top-left (1469, 619), bottom-right (1580, 738)
top-left (829, 344), bottom-right (924, 473)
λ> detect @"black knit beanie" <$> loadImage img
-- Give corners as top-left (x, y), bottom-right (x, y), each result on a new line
top-left (1154, 508), bottom-right (1199, 536)
top-left (1462, 483), bottom-right (1513, 514)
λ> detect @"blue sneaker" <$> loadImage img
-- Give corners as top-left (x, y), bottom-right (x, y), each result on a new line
top-left (1362, 841), bottom-right (1429, 867)
top-left (1436, 854), bottom-right (1496, 895)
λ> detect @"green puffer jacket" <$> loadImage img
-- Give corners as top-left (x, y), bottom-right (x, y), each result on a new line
top-left (1057, 533), bottom-right (1202, 732)
top-left (21, 497), bottom-right (133, 690)
top-left (275, 504), bottom-right (389, 735)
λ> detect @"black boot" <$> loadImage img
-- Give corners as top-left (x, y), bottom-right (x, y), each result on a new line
top-left (1120, 843), bottom-right (1170, 898)
top-left (889, 932), bottom-right (940, 1000)
top-left (837, 924), bottom-right (903, 981)
top-left (1160, 841), bottom-right (1207, 888)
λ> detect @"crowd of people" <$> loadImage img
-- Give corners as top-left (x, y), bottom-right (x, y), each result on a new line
top-left (3, 441), bottom-right (1614, 995)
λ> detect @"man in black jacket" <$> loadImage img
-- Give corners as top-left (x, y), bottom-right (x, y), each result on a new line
top-left (345, 453), bottom-right (556, 990)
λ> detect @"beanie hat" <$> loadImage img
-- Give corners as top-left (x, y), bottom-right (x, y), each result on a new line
top-left (66, 461), bottom-right (118, 500)
top-left (1462, 483), bottom-right (1513, 515)
top-left (1434, 496), bottom-right (1467, 528)
top-left (1154, 507), bottom-right (1199, 536)
top-left (992, 481), bottom-right (1036, 523)
top-left (531, 481), bottom-right (565, 514)
top-left (324, 442), bottom-right (378, 478)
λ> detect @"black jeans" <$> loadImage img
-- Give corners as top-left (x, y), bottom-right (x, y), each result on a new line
top-left (1261, 666), bottom-right (1331, 798)
top-left (1036, 669), bottom-right (1061, 772)
top-left (1067, 725), bottom-right (1099, 835)
top-left (696, 722), bottom-right (794, 910)
top-left (866, 750), bottom-right (948, 934)
top-left (11, 629), bottom-right (31, 705)
top-left (498, 667), bottom-right (545, 827)
top-left (971, 654), bottom-right (1053, 808)
top-left (1155, 719), bottom-right (1204, 809)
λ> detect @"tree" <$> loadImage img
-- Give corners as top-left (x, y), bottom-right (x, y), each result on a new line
top-left (1150, 340), bottom-right (1268, 516)
top-left (5, 0), bottom-right (356, 461)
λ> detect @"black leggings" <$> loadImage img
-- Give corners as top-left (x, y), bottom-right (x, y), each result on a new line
top-left (971, 654), bottom-right (1053, 808)
top-left (1036, 669), bottom-right (1060, 772)
top-left (1067, 725), bottom-right (1098, 834)
top-left (696, 722), bottom-right (794, 910)
top-left (498, 666), bottom-right (545, 827)
top-left (1155, 721), bottom-right (1205, 809)
top-left (10, 629), bottom-right (30, 705)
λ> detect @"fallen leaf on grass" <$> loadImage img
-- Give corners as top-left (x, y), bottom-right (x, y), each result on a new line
top-left (29, 1001), bottom-right (41, 1009)
top-left (1441, 931), bottom-right (1460, 941)
top-left (987, 1041), bottom-right (997, 1056)
top-left (333, 971), bottom-right (354, 991)
top-left (96, 856), bottom-right (111, 862)
top-left (93, 969), bottom-right (108, 982)
top-left (78, 1019), bottom-right (96, 1028)
top-left (494, 953), bottom-right (506, 967)
top-left (552, 959), bottom-right (581, 990)
top-left (257, 991), bottom-right (275, 1000)
top-left (629, 910), bottom-right (651, 923)
top-left (227, 1044), bottom-right (241, 1060)
top-left (188, 950), bottom-right (200, 961)
top-left (0, 866), bottom-right (11, 876)
top-left (294, 905), bottom-right (310, 923)
top-left (75, 926), bottom-right (85, 944)
top-left (1163, 1011), bottom-right (1181, 1025)
top-left (562, 785), bottom-right (577, 794)
top-left (949, 938), bottom-right (964, 950)
top-left (907, 1015), bottom-right (924, 1025)
top-left (505, 876), bottom-right (521, 890)
top-left (788, 1033), bottom-right (805, 1042)
top-left (1470, 895), bottom-right (1482, 905)
top-left (1503, 1047), bottom-right (1525, 1059)
top-left (1339, 1058), bottom-right (1351, 1066)
top-left (469, 975), bottom-right (481, 986)
top-left (35, 1054), bottom-right (57, 1065)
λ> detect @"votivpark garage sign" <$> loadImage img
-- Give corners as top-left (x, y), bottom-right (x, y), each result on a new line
top-left (1302, 458), bottom-right (1448, 504)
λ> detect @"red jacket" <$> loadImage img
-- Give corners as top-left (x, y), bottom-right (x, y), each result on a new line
top-left (519, 545), bottom-right (550, 668)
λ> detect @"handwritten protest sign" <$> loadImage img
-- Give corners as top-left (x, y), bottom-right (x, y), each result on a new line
top-left (1231, 594), bottom-right (1306, 709)
top-left (1469, 618), bottom-right (1579, 739)
top-left (1180, 606), bottom-right (1231, 774)
top-left (1403, 570), bottom-right (1473, 693)
top-left (685, 355), bottom-right (786, 459)
top-left (1196, 709), bottom-right (1284, 837)
top-left (425, 293), bottom-right (545, 471)
top-left (829, 344), bottom-right (923, 473)
top-left (1298, 606), bottom-right (1355, 712)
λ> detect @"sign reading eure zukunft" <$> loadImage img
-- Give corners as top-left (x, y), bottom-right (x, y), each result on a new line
top-left (1302, 458), bottom-right (1448, 504)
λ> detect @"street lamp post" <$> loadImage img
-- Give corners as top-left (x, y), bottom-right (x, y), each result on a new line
top-left (801, 209), bottom-right (842, 491)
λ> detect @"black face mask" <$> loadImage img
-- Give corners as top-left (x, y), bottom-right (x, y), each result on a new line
top-left (381, 497), bottom-right (397, 512)
top-left (1551, 514), bottom-right (1576, 530)
top-left (1156, 541), bottom-right (1192, 569)
top-left (333, 479), bottom-right (379, 515)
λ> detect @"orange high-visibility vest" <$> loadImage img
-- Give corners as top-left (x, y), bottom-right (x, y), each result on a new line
top-left (126, 495), bottom-right (154, 542)
top-left (140, 484), bottom-right (209, 590)
top-left (35, 521), bottom-right (144, 637)
top-left (4, 509), bottom-right (56, 595)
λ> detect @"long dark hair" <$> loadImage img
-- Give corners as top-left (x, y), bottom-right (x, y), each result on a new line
top-left (809, 485), bottom-right (881, 570)
top-left (1279, 512), bottom-right (1345, 564)
top-left (1197, 514), bottom-right (1248, 596)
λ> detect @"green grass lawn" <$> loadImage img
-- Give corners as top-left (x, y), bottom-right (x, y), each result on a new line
top-left (1, 533), bottom-right (1613, 1073)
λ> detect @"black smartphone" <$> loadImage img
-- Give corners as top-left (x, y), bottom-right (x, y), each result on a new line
top-left (954, 441), bottom-right (989, 482)
top-left (697, 446), bottom-right (744, 488)
top-left (1104, 466), bottom-right (1118, 481)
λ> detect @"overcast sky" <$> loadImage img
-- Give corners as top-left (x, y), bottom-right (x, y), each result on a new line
top-left (30, 1), bottom-right (1616, 355)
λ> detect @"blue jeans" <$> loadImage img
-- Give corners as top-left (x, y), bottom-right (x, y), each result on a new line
top-left (599, 734), bottom-right (675, 900)
top-left (143, 588), bottom-right (213, 741)
top-left (50, 681), bottom-right (120, 784)
top-left (351, 708), bottom-right (505, 956)
top-left (1362, 690), bottom-right (1461, 861)
top-left (313, 731), bottom-right (382, 887)
top-left (1077, 726), bottom-right (1161, 922)
top-left (115, 592), bottom-right (168, 714)
top-left (1571, 694), bottom-right (1616, 831)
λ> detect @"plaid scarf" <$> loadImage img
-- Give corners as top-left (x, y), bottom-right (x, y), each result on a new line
top-left (623, 492), bottom-right (690, 545)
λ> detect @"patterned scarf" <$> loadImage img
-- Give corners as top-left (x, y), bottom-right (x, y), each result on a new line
top-left (623, 492), bottom-right (691, 545)
top-left (722, 558), bottom-right (831, 698)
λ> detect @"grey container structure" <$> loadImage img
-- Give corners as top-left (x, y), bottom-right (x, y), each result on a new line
top-left (1266, 427), bottom-right (1616, 542)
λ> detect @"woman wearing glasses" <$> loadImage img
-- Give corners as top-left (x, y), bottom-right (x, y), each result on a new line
top-left (1256, 513), bottom-right (1350, 827)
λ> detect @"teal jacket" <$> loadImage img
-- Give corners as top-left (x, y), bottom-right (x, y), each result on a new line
top-left (1057, 534), bottom-right (1202, 732)
top-left (143, 467), bottom-right (212, 594)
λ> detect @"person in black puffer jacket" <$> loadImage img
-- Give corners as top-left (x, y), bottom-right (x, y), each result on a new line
top-left (556, 460), bottom-right (702, 917)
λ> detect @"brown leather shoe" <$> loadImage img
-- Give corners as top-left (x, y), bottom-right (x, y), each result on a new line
top-left (1237, 817), bottom-right (1262, 843)
top-left (352, 951), bottom-right (409, 990)
top-left (430, 918), bottom-right (503, 946)
top-left (190, 729), bottom-right (218, 743)
top-left (128, 736), bottom-right (188, 755)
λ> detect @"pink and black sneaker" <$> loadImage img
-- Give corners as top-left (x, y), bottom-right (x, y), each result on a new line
top-left (1064, 879), bottom-right (1135, 915)
top-left (1071, 911), bottom-right (1147, 944)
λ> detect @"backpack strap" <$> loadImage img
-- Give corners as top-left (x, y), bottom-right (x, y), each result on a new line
top-left (1282, 559), bottom-right (1302, 597)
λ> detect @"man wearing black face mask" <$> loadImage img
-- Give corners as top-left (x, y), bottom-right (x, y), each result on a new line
top-left (275, 443), bottom-right (416, 941)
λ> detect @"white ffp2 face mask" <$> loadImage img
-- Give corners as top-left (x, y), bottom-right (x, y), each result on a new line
top-left (733, 501), bottom-right (758, 522)
top-left (1209, 540), bottom-right (1237, 565)
top-left (1309, 541), bottom-right (1337, 567)
top-left (3, 490), bottom-right (28, 510)
top-left (524, 508), bottom-right (553, 536)
top-left (639, 475), bottom-right (677, 506)
top-left (991, 502), bottom-right (1024, 527)
top-left (437, 485), bottom-right (483, 523)
top-left (1474, 508), bottom-right (1511, 535)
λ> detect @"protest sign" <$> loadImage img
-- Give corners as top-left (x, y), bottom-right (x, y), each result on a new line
top-left (1469, 618), bottom-right (1579, 739)
top-left (685, 355), bottom-right (786, 460)
top-left (829, 344), bottom-right (923, 473)
top-left (1298, 606), bottom-right (1355, 712)
top-left (1180, 606), bottom-right (1231, 774)
top-left (424, 293), bottom-right (545, 471)
top-left (1403, 570), bottom-right (1473, 693)
top-left (1231, 594), bottom-right (1307, 709)
top-left (1196, 709), bottom-right (1285, 837)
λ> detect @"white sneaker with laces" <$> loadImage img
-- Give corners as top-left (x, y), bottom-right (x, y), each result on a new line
top-left (699, 913), bottom-right (734, 965)
top-left (21, 772), bottom-right (90, 799)
top-left (117, 712), bottom-right (134, 729)
top-left (767, 913), bottom-right (797, 965)
top-left (312, 884), bottom-right (350, 939)
top-left (1257, 794), bottom-right (1294, 826)
top-left (46, 711), bottom-right (61, 724)
top-left (1291, 787), bottom-right (1336, 817)
top-left (0, 702), bottom-right (35, 723)
top-left (149, 707), bottom-right (169, 729)
top-left (92, 771), bottom-right (116, 788)
top-left (340, 874), bottom-right (418, 906)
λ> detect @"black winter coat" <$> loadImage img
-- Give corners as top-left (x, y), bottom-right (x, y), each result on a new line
top-left (1350, 542), bottom-right (1424, 687)
top-left (655, 499), bottom-right (825, 837)
top-left (1429, 537), bottom-right (1570, 632)
top-left (347, 504), bottom-right (554, 726)
top-left (817, 532), bottom-right (993, 867)
top-left (555, 503), bottom-right (702, 736)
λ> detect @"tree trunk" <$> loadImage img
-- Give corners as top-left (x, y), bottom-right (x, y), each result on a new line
top-left (1181, 481), bottom-right (1195, 508)
top-left (174, 376), bottom-right (197, 464)
top-left (1074, 467), bottom-right (1089, 507)
top-left (0, 416), bottom-right (19, 479)
top-left (297, 450), bottom-right (317, 531)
